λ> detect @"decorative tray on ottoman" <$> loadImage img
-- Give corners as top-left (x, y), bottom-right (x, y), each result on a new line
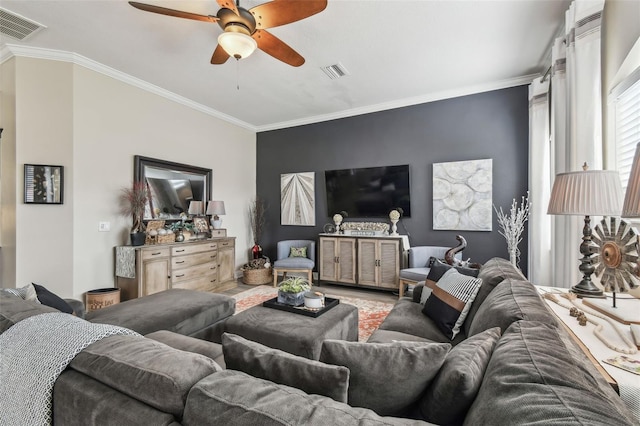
top-left (263, 297), bottom-right (340, 318)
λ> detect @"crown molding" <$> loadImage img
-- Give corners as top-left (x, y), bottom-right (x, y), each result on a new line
top-left (256, 74), bottom-right (538, 132)
top-left (0, 44), bottom-right (257, 131)
top-left (2, 44), bottom-right (537, 134)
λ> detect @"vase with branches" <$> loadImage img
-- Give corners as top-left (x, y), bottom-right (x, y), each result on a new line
top-left (120, 182), bottom-right (150, 246)
top-left (494, 192), bottom-right (531, 269)
top-left (249, 197), bottom-right (267, 259)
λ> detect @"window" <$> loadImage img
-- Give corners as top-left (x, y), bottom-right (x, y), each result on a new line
top-left (612, 68), bottom-right (640, 201)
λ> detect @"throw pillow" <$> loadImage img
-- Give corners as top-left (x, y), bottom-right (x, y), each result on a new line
top-left (1, 283), bottom-right (40, 303)
top-left (319, 339), bottom-right (451, 416)
top-left (289, 246), bottom-right (307, 258)
top-left (422, 268), bottom-right (482, 340)
top-left (32, 283), bottom-right (74, 314)
top-left (222, 333), bottom-right (350, 403)
top-left (426, 257), bottom-right (480, 284)
top-left (419, 327), bottom-right (502, 424)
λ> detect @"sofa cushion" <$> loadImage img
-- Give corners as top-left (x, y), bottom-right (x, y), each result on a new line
top-left (420, 327), bottom-right (501, 424)
top-left (86, 289), bottom-right (235, 339)
top-left (378, 298), bottom-right (466, 345)
top-left (367, 329), bottom-right (432, 343)
top-left (32, 283), bottom-right (74, 314)
top-left (423, 268), bottom-right (483, 339)
top-left (1, 283), bottom-right (40, 303)
top-left (464, 321), bottom-right (639, 426)
top-left (463, 257), bottom-right (525, 336)
top-left (426, 257), bottom-right (480, 281)
top-left (183, 370), bottom-right (429, 426)
top-left (467, 279), bottom-right (555, 337)
top-left (0, 292), bottom-right (58, 334)
top-left (70, 335), bottom-right (221, 418)
top-left (320, 339), bottom-right (450, 416)
top-left (146, 330), bottom-right (224, 367)
top-left (54, 370), bottom-right (179, 426)
top-left (222, 333), bottom-right (350, 403)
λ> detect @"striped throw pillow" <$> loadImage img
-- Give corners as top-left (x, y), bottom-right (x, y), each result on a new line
top-left (2, 283), bottom-right (41, 303)
top-left (423, 268), bottom-right (482, 340)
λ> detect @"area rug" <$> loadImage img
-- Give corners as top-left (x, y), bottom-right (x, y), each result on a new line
top-left (232, 286), bottom-right (394, 342)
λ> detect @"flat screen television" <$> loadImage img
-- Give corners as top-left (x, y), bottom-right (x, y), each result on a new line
top-left (325, 165), bottom-right (411, 218)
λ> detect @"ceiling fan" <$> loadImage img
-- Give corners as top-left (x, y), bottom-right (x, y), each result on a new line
top-left (129, 0), bottom-right (327, 67)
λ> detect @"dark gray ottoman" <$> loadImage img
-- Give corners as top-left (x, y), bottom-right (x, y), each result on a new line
top-left (86, 289), bottom-right (235, 343)
top-left (224, 303), bottom-right (359, 360)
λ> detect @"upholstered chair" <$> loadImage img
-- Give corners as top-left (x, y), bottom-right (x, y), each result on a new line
top-left (272, 240), bottom-right (316, 287)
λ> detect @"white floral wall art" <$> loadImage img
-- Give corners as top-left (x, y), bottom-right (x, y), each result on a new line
top-left (433, 159), bottom-right (492, 231)
top-left (281, 172), bottom-right (315, 226)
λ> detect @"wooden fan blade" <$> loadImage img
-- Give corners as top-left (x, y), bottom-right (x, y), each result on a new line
top-left (216, 0), bottom-right (239, 16)
top-left (253, 30), bottom-right (304, 67)
top-left (211, 44), bottom-right (231, 64)
top-left (250, 0), bottom-right (327, 29)
top-left (129, 2), bottom-right (218, 23)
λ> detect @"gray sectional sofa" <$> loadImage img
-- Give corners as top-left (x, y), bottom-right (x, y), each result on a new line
top-left (1, 258), bottom-right (638, 425)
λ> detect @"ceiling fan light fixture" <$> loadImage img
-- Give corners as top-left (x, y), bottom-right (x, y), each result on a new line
top-left (218, 31), bottom-right (257, 60)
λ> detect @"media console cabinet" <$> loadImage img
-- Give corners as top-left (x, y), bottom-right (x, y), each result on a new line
top-left (115, 237), bottom-right (236, 300)
top-left (318, 234), bottom-right (409, 291)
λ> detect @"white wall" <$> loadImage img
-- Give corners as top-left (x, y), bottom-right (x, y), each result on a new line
top-left (0, 58), bottom-right (17, 287)
top-left (3, 56), bottom-right (256, 300)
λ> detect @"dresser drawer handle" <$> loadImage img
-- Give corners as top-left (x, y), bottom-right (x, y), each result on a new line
top-left (222, 242), bottom-right (229, 246)
top-left (151, 252), bottom-right (162, 256)
top-left (175, 273), bottom-right (185, 278)
top-left (175, 249), bottom-right (185, 253)
top-left (175, 260), bottom-right (185, 264)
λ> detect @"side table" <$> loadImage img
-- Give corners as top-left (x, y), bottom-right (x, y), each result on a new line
top-left (537, 286), bottom-right (640, 419)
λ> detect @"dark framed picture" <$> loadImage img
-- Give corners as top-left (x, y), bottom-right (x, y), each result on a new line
top-left (24, 164), bottom-right (64, 204)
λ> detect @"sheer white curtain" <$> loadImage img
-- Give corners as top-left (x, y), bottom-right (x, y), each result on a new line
top-left (528, 78), bottom-right (551, 285)
top-left (529, 0), bottom-right (605, 288)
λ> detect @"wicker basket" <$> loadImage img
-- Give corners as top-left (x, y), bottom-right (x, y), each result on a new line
top-left (86, 288), bottom-right (121, 312)
top-left (243, 268), bottom-right (273, 285)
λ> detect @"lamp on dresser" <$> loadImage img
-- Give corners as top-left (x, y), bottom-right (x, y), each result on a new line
top-left (207, 200), bottom-right (226, 229)
top-left (547, 163), bottom-right (623, 298)
top-left (188, 201), bottom-right (204, 217)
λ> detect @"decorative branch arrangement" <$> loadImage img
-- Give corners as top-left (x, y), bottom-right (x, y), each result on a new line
top-left (249, 197), bottom-right (267, 244)
top-left (494, 192), bottom-right (531, 268)
top-left (120, 182), bottom-right (150, 233)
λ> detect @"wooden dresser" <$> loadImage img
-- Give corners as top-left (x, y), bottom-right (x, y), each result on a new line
top-left (115, 237), bottom-right (236, 301)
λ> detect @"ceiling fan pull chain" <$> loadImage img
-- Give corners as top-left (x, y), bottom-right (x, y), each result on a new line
top-left (236, 59), bottom-right (240, 90)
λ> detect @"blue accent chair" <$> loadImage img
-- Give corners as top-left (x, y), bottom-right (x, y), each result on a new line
top-left (272, 240), bottom-right (316, 287)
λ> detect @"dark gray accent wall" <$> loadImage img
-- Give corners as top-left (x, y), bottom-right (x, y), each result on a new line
top-left (257, 86), bottom-right (529, 275)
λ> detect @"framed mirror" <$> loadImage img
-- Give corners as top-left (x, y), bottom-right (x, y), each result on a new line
top-left (134, 155), bottom-right (212, 220)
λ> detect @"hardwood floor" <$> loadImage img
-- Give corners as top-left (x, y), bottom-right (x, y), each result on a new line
top-left (221, 278), bottom-right (402, 303)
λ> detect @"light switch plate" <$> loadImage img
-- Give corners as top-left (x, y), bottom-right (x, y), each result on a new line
top-left (98, 221), bottom-right (110, 232)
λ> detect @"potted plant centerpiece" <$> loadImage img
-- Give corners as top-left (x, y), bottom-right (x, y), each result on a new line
top-left (277, 276), bottom-right (311, 306)
top-left (120, 182), bottom-right (150, 246)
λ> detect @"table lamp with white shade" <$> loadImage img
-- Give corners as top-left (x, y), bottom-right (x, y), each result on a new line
top-left (207, 201), bottom-right (226, 229)
top-left (188, 201), bottom-right (204, 217)
top-left (547, 164), bottom-right (623, 298)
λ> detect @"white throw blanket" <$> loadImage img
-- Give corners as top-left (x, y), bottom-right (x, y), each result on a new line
top-left (0, 312), bottom-right (140, 425)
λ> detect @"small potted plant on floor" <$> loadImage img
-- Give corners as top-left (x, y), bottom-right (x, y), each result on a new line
top-left (277, 276), bottom-right (311, 306)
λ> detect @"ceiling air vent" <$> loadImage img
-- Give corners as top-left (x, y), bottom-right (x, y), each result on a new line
top-left (0, 8), bottom-right (46, 41)
top-left (321, 63), bottom-right (350, 80)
